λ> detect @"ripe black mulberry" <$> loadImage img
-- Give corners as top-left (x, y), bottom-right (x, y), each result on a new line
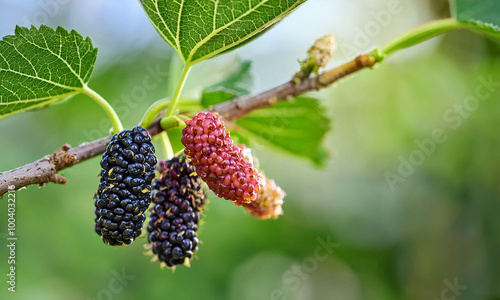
top-left (94, 126), bottom-right (157, 246)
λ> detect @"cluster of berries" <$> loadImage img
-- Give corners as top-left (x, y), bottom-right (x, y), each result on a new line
top-left (93, 113), bottom-right (285, 268)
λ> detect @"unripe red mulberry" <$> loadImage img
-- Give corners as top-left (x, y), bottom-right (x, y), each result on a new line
top-left (147, 156), bottom-right (206, 268)
top-left (181, 112), bottom-right (260, 205)
top-left (243, 175), bottom-right (285, 220)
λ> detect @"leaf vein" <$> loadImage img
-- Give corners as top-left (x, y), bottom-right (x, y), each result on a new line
top-left (150, 1), bottom-right (179, 52)
top-left (3, 40), bottom-right (39, 77)
top-left (18, 29), bottom-right (84, 86)
top-left (0, 68), bottom-right (78, 90)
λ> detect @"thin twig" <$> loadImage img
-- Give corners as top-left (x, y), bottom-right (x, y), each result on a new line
top-left (0, 54), bottom-right (376, 197)
top-left (214, 54), bottom-right (375, 120)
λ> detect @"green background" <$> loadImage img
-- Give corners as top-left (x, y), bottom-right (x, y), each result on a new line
top-left (1, 0), bottom-right (499, 299)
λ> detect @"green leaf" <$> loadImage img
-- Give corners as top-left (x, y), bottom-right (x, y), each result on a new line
top-left (451, 0), bottom-right (500, 41)
top-left (0, 25), bottom-right (97, 118)
top-left (201, 60), bottom-right (253, 108)
top-left (139, 0), bottom-right (306, 65)
top-left (453, 0), bottom-right (500, 27)
top-left (235, 96), bottom-right (331, 166)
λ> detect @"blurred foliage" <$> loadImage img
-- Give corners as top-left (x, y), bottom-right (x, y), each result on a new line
top-left (1, 2), bottom-right (500, 300)
top-left (201, 61), bottom-right (254, 107)
top-left (235, 96), bottom-right (331, 167)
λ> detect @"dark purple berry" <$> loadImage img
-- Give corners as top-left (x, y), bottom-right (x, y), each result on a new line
top-left (147, 156), bottom-right (206, 269)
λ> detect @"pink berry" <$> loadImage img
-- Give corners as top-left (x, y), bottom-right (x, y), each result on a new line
top-left (181, 112), bottom-right (261, 205)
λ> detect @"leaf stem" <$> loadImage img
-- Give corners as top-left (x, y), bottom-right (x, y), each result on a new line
top-left (160, 115), bottom-right (186, 131)
top-left (160, 132), bottom-right (174, 159)
top-left (140, 98), bottom-right (171, 128)
top-left (177, 99), bottom-right (203, 110)
top-left (380, 18), bottom-right (463, 58)
top-left (82, 86), bottom-right (123, 134)
top-left (165, 64), bottom-right (192, 117)
top-left (166, 54), bottom-right (184, 96)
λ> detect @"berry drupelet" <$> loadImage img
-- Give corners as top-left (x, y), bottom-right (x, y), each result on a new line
top-left (181, 112), bottom-right (261, 205)
top-left (243, 175), bottom-right (285, 220)
top-left (147, 156), bottom-right (206, 268)
top-left (94, 126), bottom-right (157, 246)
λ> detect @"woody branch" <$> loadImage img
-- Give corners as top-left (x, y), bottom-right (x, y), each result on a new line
top-left (0, 53), bottom-right (376, 197)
